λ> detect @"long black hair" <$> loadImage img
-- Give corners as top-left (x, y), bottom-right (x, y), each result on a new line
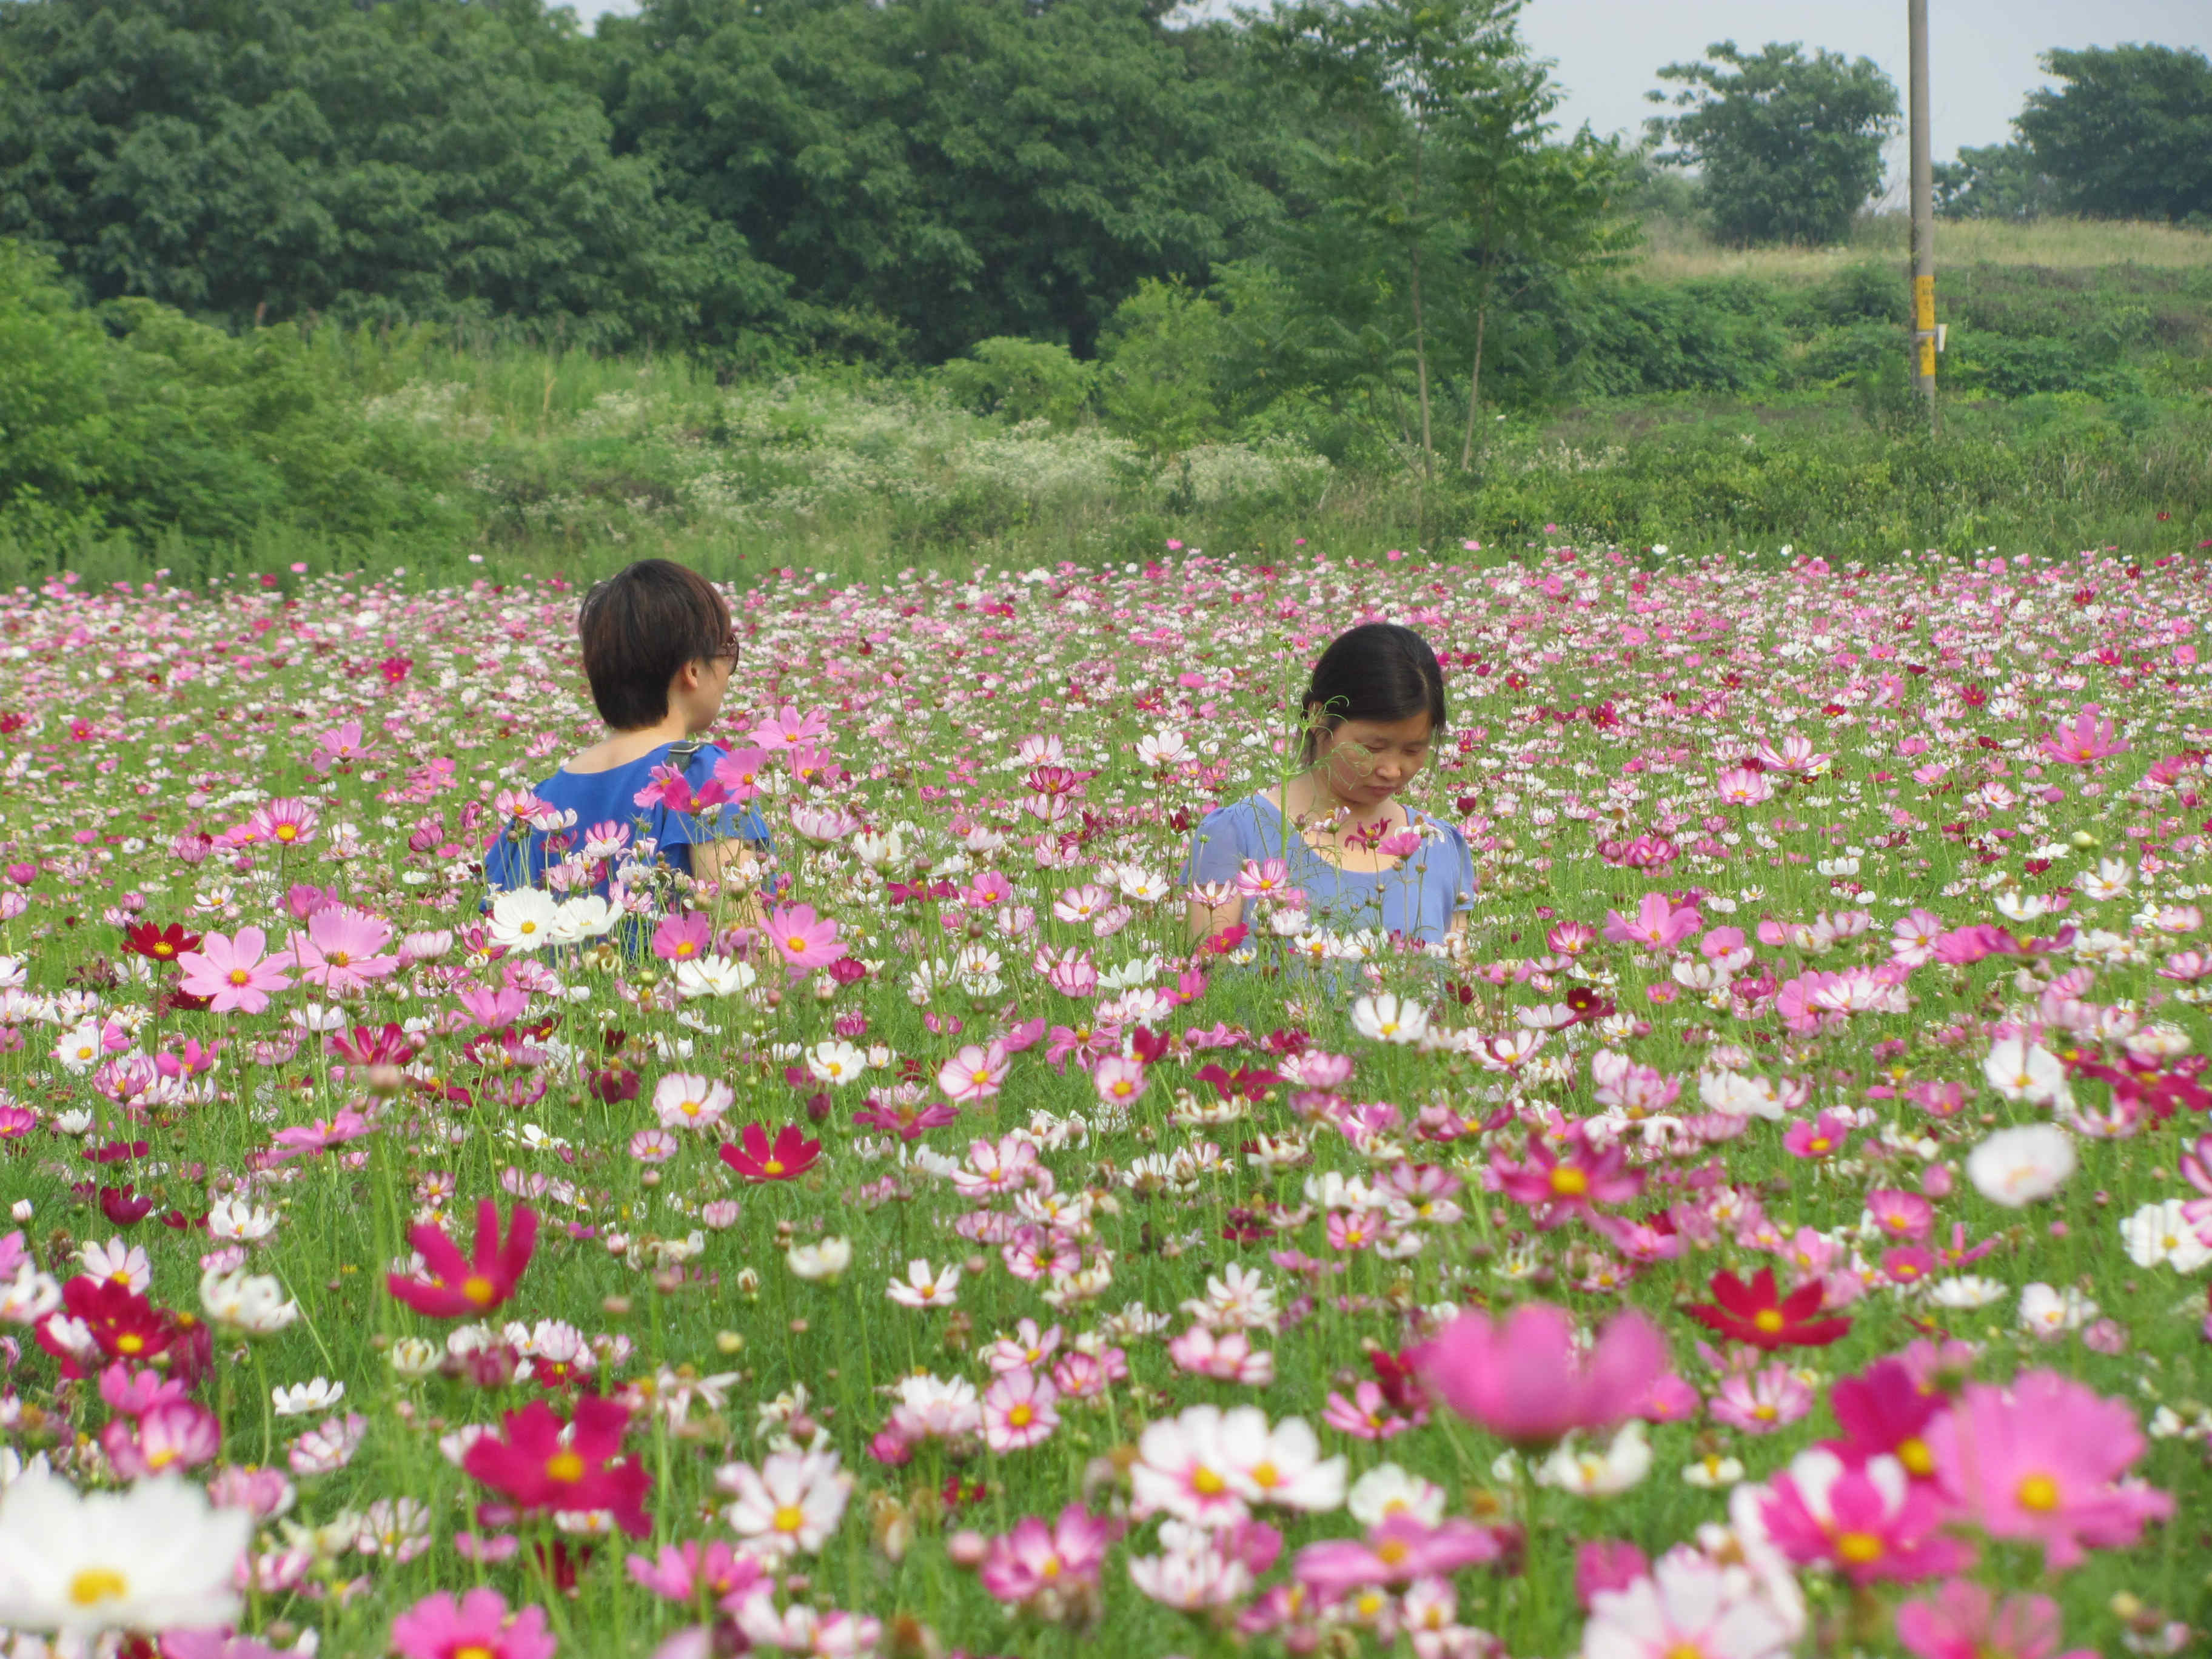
top-left (1297, 622), bottom-right (1448, 765)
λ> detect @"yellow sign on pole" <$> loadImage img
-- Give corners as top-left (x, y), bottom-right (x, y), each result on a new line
top-left (1913, 274), bottom-right (1936, 331)
top-left (1919, 337), bottom-right (1937, 379)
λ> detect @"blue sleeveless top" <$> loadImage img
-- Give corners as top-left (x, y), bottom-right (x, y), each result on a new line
top-left (1181, 793), bottom-right (1476, 946)
top-left (484, 741), bottom-right (774, 895)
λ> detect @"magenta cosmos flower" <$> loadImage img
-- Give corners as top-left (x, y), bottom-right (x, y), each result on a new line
top-left (977, 1504), bottom-right (1118, 1606)
top-left (1601, 890), bottom-right (1701, 950)
top-left (174, 927), bottom-right (294, 1014)
top-left (767, 903), bottom-right (845, 975)
top-left (1417, 1301), bottom-right (1666, 1446)
top-left (390, 1587), bottom-right (555, 1659)
top-left (1924, 1369), bottom-right (2174, 1569)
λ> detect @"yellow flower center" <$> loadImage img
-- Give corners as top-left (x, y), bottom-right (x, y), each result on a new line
top-left (69, 1568), bottom-right (129, 1607)
top-left (1753, 1309), bottom-right (1786, 1335)
top-left (2017, 1473), bottom-right (2060, 1512)
top-left (1549, 1166), bottom-right (1589, 1198)
top-left (1250, 1461), bottom-right (1279, 1489)
top-left (116, 1333), bottom-right (143, 1355)
top-left (275, 825), bottom-right (298, 842)
top-left (1190, 1467), bottom-right (1226, 1496)
top-left (1897, 1437), bottom-right (1933, 1477)
top-left (1041, 1556), bottom-right (1061, 1579)
top-left (545, 1452), bottom-right (585, 1483)
top-left (1375, 1538), bottom-right (1410, 1566)
top-left (229, 968), bottom-right (250, 985)
top-left (463, 1276), bottom-right (497, 1307)
top-left (763, 1159), bottom-right (785, 1176)
top-left (1008, 1404), bottom-right (1034, 1429)
top-left (1835, 1530), bottom-right (1885, 1564)
top-left (773, 1503), bottom-right (806, 1533)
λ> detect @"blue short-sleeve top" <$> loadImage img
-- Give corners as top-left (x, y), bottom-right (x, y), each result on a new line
top-left (484, 740), bottom-right (774, 894)
top-left (1181, 792), bottom-right (1476, 945)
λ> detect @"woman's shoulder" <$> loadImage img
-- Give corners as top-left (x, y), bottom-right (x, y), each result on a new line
top-left (1192, 794), bottom-right (1267, 834)
top-left (1411, 807), bottom-right (1472, 850)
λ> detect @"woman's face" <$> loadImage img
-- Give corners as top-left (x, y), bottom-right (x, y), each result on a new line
top-left (1315, 712), bottom-right (1434, 809)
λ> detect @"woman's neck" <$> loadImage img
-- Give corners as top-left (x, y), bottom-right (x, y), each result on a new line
top-left (1282, 768), bottom-right (1401, 831)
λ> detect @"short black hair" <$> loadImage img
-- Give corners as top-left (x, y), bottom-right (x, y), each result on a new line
top-left (1298, 622), bottom-right (1448, 764)
top-left (577, 560), bottom-right (732, 731)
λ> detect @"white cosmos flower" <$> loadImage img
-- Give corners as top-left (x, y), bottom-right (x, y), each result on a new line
top-left (1537, 1421), bottom-right (1651, 1495)
top-left (787, 1238), bottom-right (853, 1282)
top-left (198, 1268), bottom-right (299, 1335)
top-left (0, 1468), bottom-right (250, 1635)
top-left (1345, 1463), bottom-right (1446, 1527)
top-left (1965, 1124), bottom-right (2077, 1207)
top-left (718, 1446), bottom-right (853, 1558)
top-left (2120, 1199), bottom-right (2212, 1272)
top-left (1982, 1038), bottom-right (2069, 1105)
top-left (486, 888), bottom-right (559, 953)
top-left (885, 1259), bottom-right (960, 1309)
top-left (2019, 1281), bottom-right (2099, 1335)
top-left (272, 1378), bottom-right (347, 1418)
top-left (805, 1041), bottom-right (869, 1087)
top-left (1926, 1275), bottom-right (2009, 1310)
top-left (1350, 993), bottom-right (1430, 1045)
top-left (675, 955), bottom-right (757, 998)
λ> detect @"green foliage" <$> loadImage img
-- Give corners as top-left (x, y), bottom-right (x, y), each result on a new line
top-left (1095, 280), bottom-right (1229, 452)
top-left (2017, 45), bottom-right (2212, 227)
top-left (598, 0), bottom-right (1281, 361)
top-left (0, 238), bottom-right (458, 559)
top-left (1563, 279), bottom-right (1793, 395)
top-left (1933, 141), bottom-right (2060, 223)
top-left (937, 337), bottom-right (1096, 427)
top-left (1646, 41), bottom-right (1900, 247)
top-left (0, 0), bottom-right (781, 347)
top-left (1245, 0), bottom-right (1634, 474)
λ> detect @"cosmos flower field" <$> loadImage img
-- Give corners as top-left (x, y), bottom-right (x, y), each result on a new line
top-left (2, 543), bottom-right (2210, 1658)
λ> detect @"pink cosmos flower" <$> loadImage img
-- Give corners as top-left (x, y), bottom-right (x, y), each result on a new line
top-left (625, 1539), bottom-right (769, 1610)
top-left (712, 746), bottom-right (773, 800)
top-left (1894, 1581), bottom-right (2099, 1659)
top-left (2039, 704), bottom-right (2128, 766)
top-left (1924, 1369), bottom-right (2175, 1569)
top-left (1782, 1111), bottom-right (1854, 1160)
top-left (243, 797), bottom-right (320, 848)
top-left (286, 907), bottom-right (398, 993)
top-left (1491, 1125), bottom-right (1643, 1227)
top-left (766, 903), bottom-right (844, 976)
top-left (390, 1587), bottom-right (557, 1659)
top-left (937, 1042), bottom-right (1011, 1104)
top-left (1417, 1301), bottom-right (1666, 1447)
top-left (101, 1397), bottom-right (221, 1477)
top-left (1865, 1187), bottom-right (1934, 1242)
top-left (748, 704), bottom-right (830, 750)
top-left (1711, 1364), bottom-right (1815, 1435)
top-left (652, 911), bottom-right (714, 963)
top-left (1321, 1381), bottom-right (1418, 1441)
top-left (1760, 1448), bottom-right (1972, 1584)
top-left (1292, 1515), bottom-right (1503, 1593)
top-left (268, 1108), bottom-right (375, 1163)
top-left (1167, 1326), bottom-right (1274, 1385)
top-left (1601, 891), bottom-right (1701, 950)
top-left (1091, 1054), bottom-right (1148, 1108)
top-left (981, 1369), bottom-right (1061, 1453)
top-left (977, 1504), bottom-right (1118, 1606)
top-left (1714, 766), bottom-right (1772, 806)
top-left (175, 927), bottom-right (295, 1014)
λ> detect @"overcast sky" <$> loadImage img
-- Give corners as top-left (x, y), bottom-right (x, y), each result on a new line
top-left (563, 0), bottom-right (2211, 189)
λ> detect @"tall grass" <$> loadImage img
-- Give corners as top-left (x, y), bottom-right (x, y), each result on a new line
top-left (1636, 211), bottom-right (2212, 284)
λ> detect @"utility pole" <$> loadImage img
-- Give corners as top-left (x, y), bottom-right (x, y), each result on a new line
top-left (1908, 0), bottom-right (1938, 433)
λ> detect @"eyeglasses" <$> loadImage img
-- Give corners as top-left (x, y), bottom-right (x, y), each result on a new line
top-left (713, 632), bottom-right (740, 663)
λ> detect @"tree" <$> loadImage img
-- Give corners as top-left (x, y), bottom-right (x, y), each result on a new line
top-left (0, 0), bottom-right (781, 344)
top-left (599, 0), bottom-right (1283, 361)
top-left (1931, 141), bottom-right (2057, 221)
top-left (2015, 45), bottom-right (2212, 226)
top-left (1246, 0), bottom-right (1629, 485)
top-left (1644, 41), bottom-right (1900, 246)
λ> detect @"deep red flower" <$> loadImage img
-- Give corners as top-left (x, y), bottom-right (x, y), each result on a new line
top-left (387, 1199), bottom-right (538, 1318)
top-left (587, 1065), bottom-right (641, 1105)
top-left (48, 1276), bottom-right (175, 1369)
top-left (121, 921), bottom-right (202, 962)
top-left (1369, 1346), bottom-right (1430, 1416)
top-left (82, 1139), bottom-right (150, 1166)
top-left (1686, 1266), bottom-right (1852, 1351)
top-left (99, 1185), bottom-right (155, 1227)
top-left (463, 1395), bottom-right (652, 1537)
top-left (716, 1124), bottom-right (820, 1182)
